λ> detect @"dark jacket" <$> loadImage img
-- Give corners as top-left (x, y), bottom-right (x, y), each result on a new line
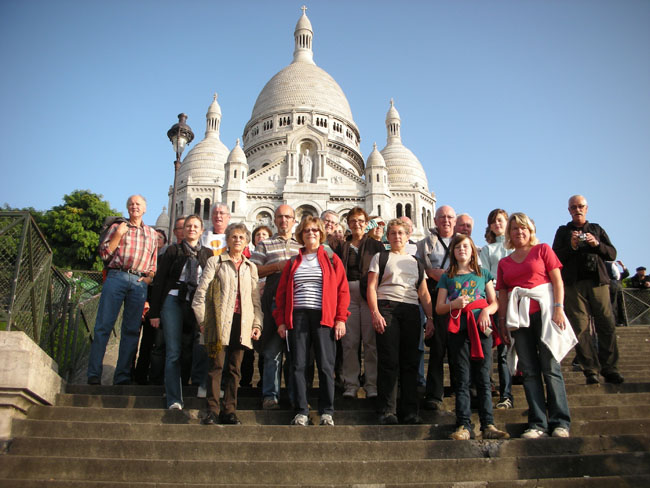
top-left (149, 242), bottom-right (213, 318)
top-left (552, 220), bottom-right (616, 286)
top-left (334, 234), bottom-right (386, 281)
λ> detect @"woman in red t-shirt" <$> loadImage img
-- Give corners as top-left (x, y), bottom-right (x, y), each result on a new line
top-left (496, 212), bottom-right (571, 439)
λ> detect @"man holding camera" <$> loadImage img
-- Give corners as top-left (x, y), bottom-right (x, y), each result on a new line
top-left (552, 195), bottom-right (623, 385)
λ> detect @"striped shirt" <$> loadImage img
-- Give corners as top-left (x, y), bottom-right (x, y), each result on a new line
top-left (100, 222), bottom-right (158, 274)
top-left (293, 254), bottom-right (323, 309)
top-left (250, 234), bottom-right (301, 270)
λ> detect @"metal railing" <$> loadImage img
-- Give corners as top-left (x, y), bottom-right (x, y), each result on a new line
top-left (622, 288), bottom-right (650, 326)
top-left (0, 211), bottom-right (110, 382)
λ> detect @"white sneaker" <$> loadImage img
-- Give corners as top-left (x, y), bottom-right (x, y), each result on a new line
top-left (319, 414), bottom-right (334, 426)
top-left (521, 428), bottom-right (548, 439)
top-left (552, 427), bottom-right (570, 438)
top-left (197, 385), bottom-right (207, 398)
top-left (342, 388), bottom-right (358, 399)
top-left (290, 414), bottom-right (309, 426)
top-left (168, 402), bottom-right (182, 410)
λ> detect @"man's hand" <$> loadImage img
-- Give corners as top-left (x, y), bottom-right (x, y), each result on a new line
top-left (150, 318), bottom-right (160, 329)
top-left (570, 231), bottom-right (581, 249)
top-left (251, 328), bottom-right (261, 341)
top-left (424, 317), bottom-right (434, 339)
top-left (117, 222), bottom-right (129, 237)
top-left (584, 232), bottom-right (599, 247)
top-left (371, 309), bottom-right (387, 334)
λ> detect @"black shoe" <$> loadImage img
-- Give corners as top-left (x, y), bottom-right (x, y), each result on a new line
top-left (378, 413), bottom-right (398, 425)
top-left (423, 398), bottom-right (443, 411)
top-left (219, 412), bottom-right (242, 425)
top-left (604, 372), bottom-right (624, 384)
top-left (87, 377), bottom-right (100, 385)
top-left (586, 374), bottom-right (600, 385)
top-left (201, 412), bottom-right (219, 425)
top-left (402, 414), bottom-right (423, 425)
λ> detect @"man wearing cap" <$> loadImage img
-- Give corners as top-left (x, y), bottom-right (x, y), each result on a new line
top-left (552, 195), bottom-right (623, 385)
top-left (630, 266), bottom-right (650, 289)
top-left (87, 194), bottom-right (158, 385)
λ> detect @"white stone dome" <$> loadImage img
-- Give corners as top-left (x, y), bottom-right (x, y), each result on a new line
top-left (178, 136), bottom-right (228, 182)
top-left (381, 143), bottom-right (429, 188)
top-left (250, 62), bottom-right (355, 124)
top-left (366, 142), bottom-right (386, 168)
top-left (227, 139), bottom-right (247, 164)
top-left (155, 206), bottom-right (169, 229)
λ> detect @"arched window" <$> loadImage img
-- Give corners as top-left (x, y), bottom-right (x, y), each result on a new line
top-left (396, 203), bottom-right (403, 218)
top-left (427, 210), bottom-right (432, 228)
top-left (378, 205), bottom-right (382, 216)
top-left (405, 204), bottom-right (412, 220)
top-left (204, 199), bottom-right (211, 220)
top-left (376, 173), bottom-right (379, 182)
top-left (231, 201), bottom-right (236, 213)
top-left (178, 200), bottom-right (183, 216)
top-left (249, 168), bottom-right (256, 175)
top-left (194, 198), bottom-right (201, 215)
top-left (234, 170), bottom-right (237, 179)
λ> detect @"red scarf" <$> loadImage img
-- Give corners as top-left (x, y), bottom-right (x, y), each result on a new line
top-left (447, 298), bottom-right (500, 360)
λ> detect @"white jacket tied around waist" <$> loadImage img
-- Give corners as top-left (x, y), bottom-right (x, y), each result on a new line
top-left (506, 282), bottom-right (578, 374)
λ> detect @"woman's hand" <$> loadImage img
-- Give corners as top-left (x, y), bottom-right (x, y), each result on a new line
top-left (424, 317), bottom-right (434, 339)
top-left (277, 323), bottom-right (287, 339)
top-left (498, 320), bottom-right (511, 346)
top-left (371, 309), bottom-right (387, 334)
top-left (334, 321), bottom-right (346, 340)
top-left (552, 307), bottom-right (566, 331)
top-left (251, 328), bottom-right (261, 341)
top-left (477, 310), bottom-right (491, 333)
top-left (150, 318), bottom-right (160, 329)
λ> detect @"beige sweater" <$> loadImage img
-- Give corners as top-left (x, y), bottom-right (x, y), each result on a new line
top-left (192, 253), bottom-right (262, 349)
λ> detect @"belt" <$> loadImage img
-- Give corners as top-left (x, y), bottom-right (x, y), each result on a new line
top-left (109, 267), bottom-right (148, 277)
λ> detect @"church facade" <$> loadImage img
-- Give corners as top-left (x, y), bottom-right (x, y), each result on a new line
top-left (156, 8), bottom-right (436, 239)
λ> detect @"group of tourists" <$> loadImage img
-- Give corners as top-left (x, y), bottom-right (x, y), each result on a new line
top-left (87, 193), bottom-right (626, 440)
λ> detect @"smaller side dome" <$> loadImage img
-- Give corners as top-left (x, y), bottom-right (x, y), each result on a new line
top-left (155, 206), bottom-right (169, 229)
top-left (366, 142), bottom-right (386, 168)
top-left (227, 138), bottom-right (247, 165)
top-left (295, 6), bottom-right (313, 32)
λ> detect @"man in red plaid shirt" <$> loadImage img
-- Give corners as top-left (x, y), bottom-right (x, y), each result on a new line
top-left (87, 194), bottom-right (158, 385)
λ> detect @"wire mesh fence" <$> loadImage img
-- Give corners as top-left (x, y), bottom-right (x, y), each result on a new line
top-left (0, 211), bottom-right (111, 381)
top-left (622, 289), bottom-right (650, 326)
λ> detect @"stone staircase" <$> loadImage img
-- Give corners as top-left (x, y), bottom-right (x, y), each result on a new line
top-left (1, 326), bottom-right (649, 486)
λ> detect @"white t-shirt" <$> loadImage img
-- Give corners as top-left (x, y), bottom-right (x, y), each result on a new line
top-left (369, 252), bottom-right (420, 305)
top-left (200, 230), bottom-right (227, 256)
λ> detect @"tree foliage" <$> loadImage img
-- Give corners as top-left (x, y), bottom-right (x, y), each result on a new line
top-left (40, 190), bottom-right (121, 270)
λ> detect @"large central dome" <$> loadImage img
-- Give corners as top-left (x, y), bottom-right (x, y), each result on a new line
top-left (250, 62), bottom-right (354, 123)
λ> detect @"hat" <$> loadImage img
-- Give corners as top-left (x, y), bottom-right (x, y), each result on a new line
top-left (637, 266), bottom-right (646, 272)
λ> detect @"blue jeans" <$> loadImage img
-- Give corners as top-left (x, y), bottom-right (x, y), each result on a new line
top-left (87, 269), bottom-right (148, 384)
top-left (513, 311), bottom-right (571, 432)
top-left (288, 309), bottom-right (336, 416)
top-left (161, 295), bottom-right (184, 407)
top-left (262, 331), bottom-right (292, 402)
top-left (497, 343), bottom-right (513, 402)
top-left (448, 329), bottom-right (494, 430)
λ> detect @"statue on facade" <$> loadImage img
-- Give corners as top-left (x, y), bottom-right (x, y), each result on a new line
top-left (300, 149), bottom-right (313, 183)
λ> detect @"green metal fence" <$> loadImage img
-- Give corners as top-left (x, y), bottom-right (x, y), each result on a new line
top-left (0, 211), bottom-right (109, 382)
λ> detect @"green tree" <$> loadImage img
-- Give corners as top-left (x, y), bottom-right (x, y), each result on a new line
top-left (41, 190), bottom-right (121, 270)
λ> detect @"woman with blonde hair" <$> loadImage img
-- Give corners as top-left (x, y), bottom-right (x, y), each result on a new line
top-left (496, 213), bottom-right (576, 439)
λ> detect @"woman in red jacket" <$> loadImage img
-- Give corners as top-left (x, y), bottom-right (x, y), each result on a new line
top-left (274, 215), bottom-right (350, 426)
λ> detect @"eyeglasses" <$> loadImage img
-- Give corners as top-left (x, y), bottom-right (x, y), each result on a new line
top-left (303, 228), bottom-right (320, 234)
top-left (569, 204), bottom-right (586, 211)
top-left (348, 219), bottom-right (366, 225)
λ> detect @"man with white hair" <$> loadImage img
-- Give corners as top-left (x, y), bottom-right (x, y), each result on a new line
top-left (201, 203), bottom-right (231, 255)
top-left (87, 195), bottom-right (158, 385)
top-left (454, 214), bottom-right (474, 237)
top-left (553, 195), bottom-right (623, 385)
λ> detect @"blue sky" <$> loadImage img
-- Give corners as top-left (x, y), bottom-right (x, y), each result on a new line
top-left (1, 0), bottom-right (649, 269)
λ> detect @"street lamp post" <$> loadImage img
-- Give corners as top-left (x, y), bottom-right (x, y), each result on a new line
top-left (167, 113), bottom-right (194, 240)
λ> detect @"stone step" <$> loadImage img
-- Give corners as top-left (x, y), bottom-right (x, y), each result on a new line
top-left (24, 403), bottom-right (650, 426)
top-left (55, 390), bottom-right (650, 410)
top-left (11, 417), bottom-right (650, 441)
top-left (6, 434), bottom-right (649, 461)
top-left (1, 475), bottom-right (650, 488)
top-left (0, 452), bottom-right (648, 484)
